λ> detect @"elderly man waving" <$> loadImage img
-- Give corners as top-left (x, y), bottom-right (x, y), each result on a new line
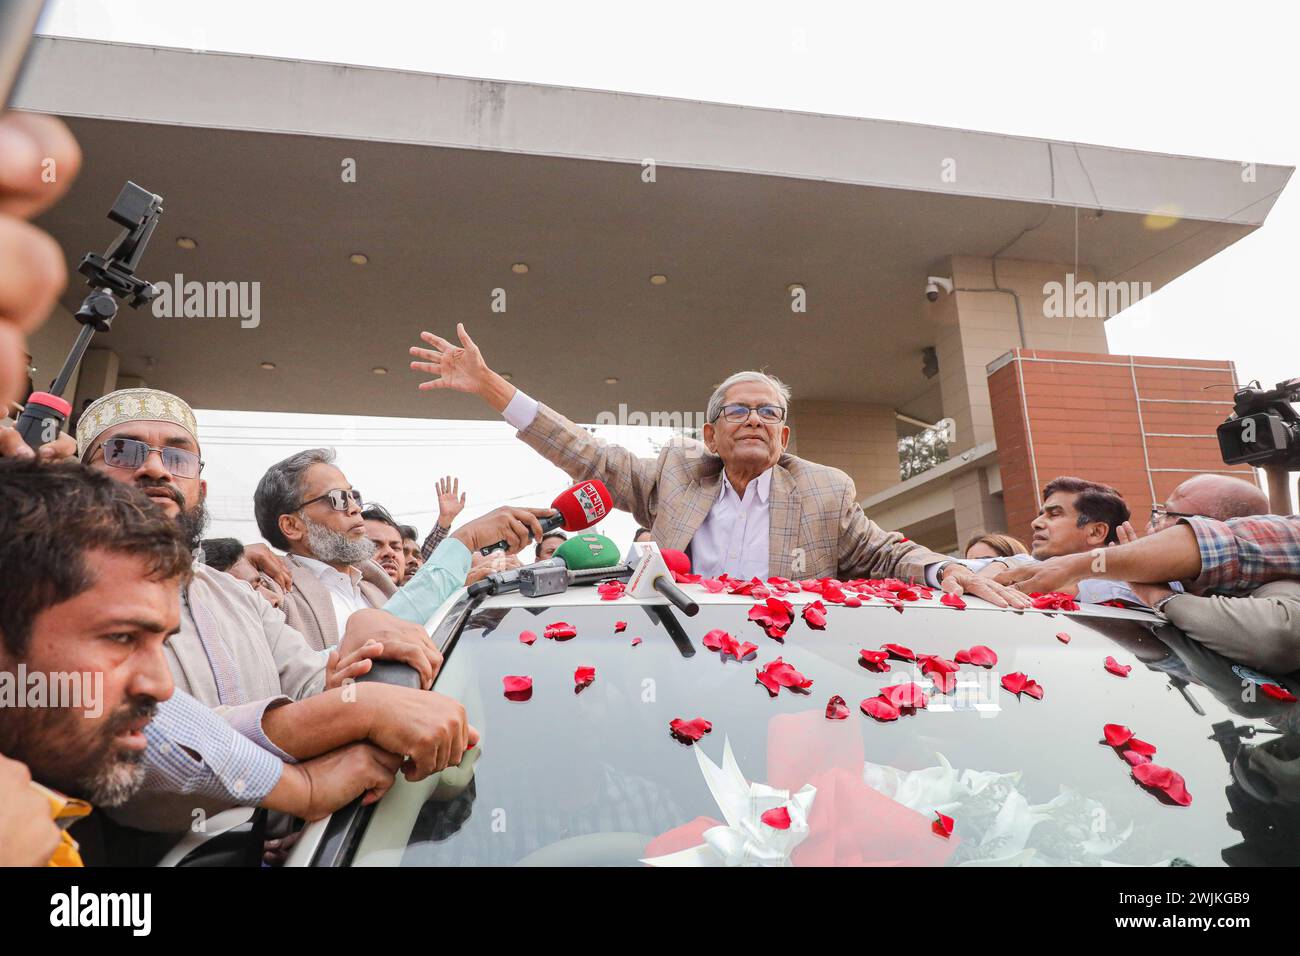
top-left (410, 325), bottom-right (1029, 608)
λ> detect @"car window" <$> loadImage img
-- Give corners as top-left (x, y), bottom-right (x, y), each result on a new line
top-left (348, 600), bottom-right (1300, 867)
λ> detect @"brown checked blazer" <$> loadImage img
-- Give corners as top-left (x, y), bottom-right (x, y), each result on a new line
top-left (516, 403), bottom-right (946, 582)
top-left (272, 557), bottom-right (398, 652)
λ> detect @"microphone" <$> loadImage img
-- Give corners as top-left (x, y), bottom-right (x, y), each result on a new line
top-left (468, 532), bottom-right (625, 598)
top-left (521, 534), bottom-right (626, 598)
top-left (479, 479), bottom-right (613, 556)
top-left (627, 542), bottom-right (700, 616)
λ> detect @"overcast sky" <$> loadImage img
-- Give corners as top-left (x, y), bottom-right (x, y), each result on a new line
top-left (35, 0), bottom-right (1300, 535)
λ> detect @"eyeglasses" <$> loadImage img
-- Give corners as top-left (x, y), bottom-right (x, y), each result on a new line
top-left (296, 488), bottom-right (364, 512)
top-left (94, 438), bottom-right (204, 478)
top-left (1149, 506), bottom-right (1208, 524)
top-left (715, 403), bottom-right (787, 424)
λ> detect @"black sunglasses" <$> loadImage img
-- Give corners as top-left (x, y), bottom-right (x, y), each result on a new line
top-left (296, 488), bottom-right (364, 512)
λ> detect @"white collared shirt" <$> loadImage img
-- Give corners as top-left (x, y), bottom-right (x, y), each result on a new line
top-left (290, 553), bottom-right (371, 630)
top-left (690, 467), bottom-right (773, 581)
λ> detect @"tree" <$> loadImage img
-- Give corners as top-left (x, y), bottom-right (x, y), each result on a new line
top-left (898, 426), bottom-right (950, 481)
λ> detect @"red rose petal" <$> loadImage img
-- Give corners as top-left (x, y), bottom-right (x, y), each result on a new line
top-left (614, 621), bottom-right (627, 633)
top-left (1127, 737), bottom-right (1157, 756)
top-left (1122, 750), bottom-right (1152, 767)
top-left (702, 629), bottom-right (730, 651)
top-left (519, 630), bottom-right (537, 646)
top-left (953, 645), bottom-right (997, 667)
top-left (940, 593), bottom-right (967, 610)
top-left (669, 717), bottom-right (712, 744)
top-left (825, 694), bottom-right (850, 720)
top-left (1031, 592), bottom-right (1081, 611)
top-left (802, 600), bottom-right (828, 629)
top-left (861, 696), bottom-right (901, 722)
top-left (879, 682), bottom-right (928, 710)
top-left (1103, 724), bottom-right (1133, 747)
top-left (1022, 680), bottom-right (1044, 700)
top-left (1055, 631), bottom-right (1072, 644)
top-left (928, 669), bottom-right (958, 694)
top-left (1132, 762), bottom-right (1192, 806)
top-left (574, 665), bottom-right (595, 691)
top-left (1001, 672), bottom-right (1028, 695)
top-left (736, 641), bottom-right (759, 659)
top-left (1104, 656), bottom-right (1132, 678)
top-left (932, 812), bottom-right (954, 837)
top-left (760, 806), bottom-right (792, 830)
top-left (503, 675), bottom-right (533, 701)
top-left (544, 622), bottom-right (577, 641)
top-left (881, 643), bottom-right (917, 662)
top-left (1262, 683), bottom-right (1298, 702)
top-left (755, 669), bottom-right (781, 697)
top-left (859, 649), bottom-right (891, 672)
top-left (631, 637), bottom-right (642, 646)
top-left (701, 578), bottom-right (728, 593)
top-left (757, 657), bottom-right (813, 694)
top-left (844, 595), bottom-right (863, 608)
top-left (597, 580), bottom-right (626, 601)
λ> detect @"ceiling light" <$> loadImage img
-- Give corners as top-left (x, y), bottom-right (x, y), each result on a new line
top-left (501, 372), bottom-right (513, 381)
top-left (787, 282), bottom-right (805, 293)
top-left (649, 274), bottom-right (667, 285)
top-left (349, 253), bottom-right (369, 265)
top-left (372, 367), bottom-right (388, 375)
top-left (176, 237), bottom-right (197, 250)
top-left (511, 263), bottom-right (529, 274)
top-left (259, 361), bottom-right (276, 370)
top-left (605, 377), bottom-right (619, 385)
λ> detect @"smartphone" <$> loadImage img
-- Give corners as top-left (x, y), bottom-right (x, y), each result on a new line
top-left (0, 0), bottom-right (46, 109)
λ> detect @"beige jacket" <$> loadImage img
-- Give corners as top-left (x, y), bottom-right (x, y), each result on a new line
top-left (516, 403), bottom-right (945, 582)
top-left (273, 557), bottom-right (397, 651)
top-left (1162, 579), bottom-right (1300, 675)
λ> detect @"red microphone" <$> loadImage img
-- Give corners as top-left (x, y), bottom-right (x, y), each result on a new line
top-left (479, 479), bottom-right (613, 555)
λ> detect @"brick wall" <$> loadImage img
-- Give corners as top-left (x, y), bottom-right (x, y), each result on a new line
top-left (988, 349), bottom-right (1258, 543)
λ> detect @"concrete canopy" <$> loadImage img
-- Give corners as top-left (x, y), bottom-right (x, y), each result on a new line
top-left (17, 37), bottom-right (1292, 423)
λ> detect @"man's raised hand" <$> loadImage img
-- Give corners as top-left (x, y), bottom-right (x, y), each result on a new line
top-left (409, 324), bottom-right (516, 412)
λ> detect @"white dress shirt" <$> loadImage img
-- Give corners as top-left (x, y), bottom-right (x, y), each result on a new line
top-left (290, 554), bottom-right (371, 631)
top-left (690, 467), bottom-right (773, 580)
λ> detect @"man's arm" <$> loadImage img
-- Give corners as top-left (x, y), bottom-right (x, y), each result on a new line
top-left (1158, 583), bottom-right (1300, 675)
top-left (387, 536), bottom-right (473, 626)
top-left (255, 682), bottom-right (478, 781)
top-left (995, 516), bottom-right (1300, 596)
top-left (409, 323), bottom-right (666, 525)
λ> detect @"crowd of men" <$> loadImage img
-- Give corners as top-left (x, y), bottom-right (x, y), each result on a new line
top-left (2, 112), bottom-right (1299, 869)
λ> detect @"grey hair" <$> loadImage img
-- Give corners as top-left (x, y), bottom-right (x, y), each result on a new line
top-left (706, 371), bottom-right (792, 424)
top-left (254, 447), bottom-right (336, 550)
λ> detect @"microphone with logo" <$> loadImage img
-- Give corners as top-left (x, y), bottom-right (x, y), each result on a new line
top-left (468, 531), bottom-right (626, 598)
top-left (477, 478), bottom-right (613, 557)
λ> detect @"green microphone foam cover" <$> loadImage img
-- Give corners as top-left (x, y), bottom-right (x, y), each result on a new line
top-left (554, 533), bottom-right (621, 570)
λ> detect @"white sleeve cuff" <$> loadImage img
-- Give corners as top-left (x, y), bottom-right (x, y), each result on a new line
top-left (502, 389), bottom-right (540, 432)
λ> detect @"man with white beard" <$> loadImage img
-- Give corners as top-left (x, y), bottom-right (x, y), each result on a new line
top-left (254, 449), bottom-right (400, 650)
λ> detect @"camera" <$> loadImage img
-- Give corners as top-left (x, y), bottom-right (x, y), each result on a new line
top-left (925, 275), bottom-right (953, 302)
top-left (1217, 377), bottom-right (1300, 468)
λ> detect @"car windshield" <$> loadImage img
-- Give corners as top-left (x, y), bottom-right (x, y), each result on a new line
top-left (346, 596), bottom-right (1300, 867)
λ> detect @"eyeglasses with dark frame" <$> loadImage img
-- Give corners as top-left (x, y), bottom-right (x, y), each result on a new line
top-left (92, 437), bottom-right (204, 479)
top-left (714, 403), bottom-right (787, 425)
top-left (296, 488), bottom-right (364, 512)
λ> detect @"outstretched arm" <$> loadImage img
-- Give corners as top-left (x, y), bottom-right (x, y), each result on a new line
top-left (410, 323), bottom-right (666, 524)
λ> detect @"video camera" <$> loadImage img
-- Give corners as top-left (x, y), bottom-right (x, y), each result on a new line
top-left (1216, 377), bottom-right (1300, 469)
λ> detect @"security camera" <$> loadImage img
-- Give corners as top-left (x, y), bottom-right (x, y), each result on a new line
top-left (925, 276), bottom-right (954, 302)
